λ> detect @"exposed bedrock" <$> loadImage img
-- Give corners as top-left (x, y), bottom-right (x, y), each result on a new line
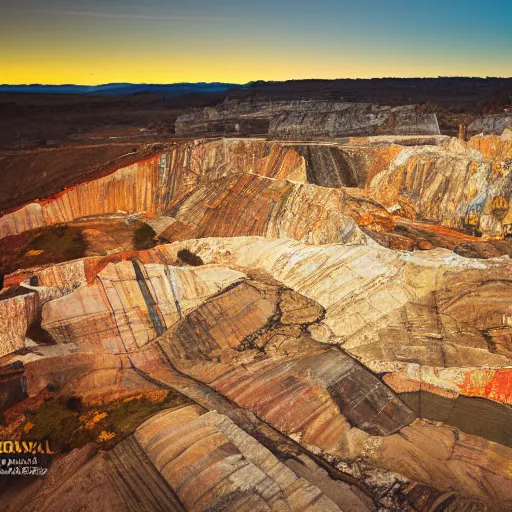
top-left (269, 104), bottom-right (440, 139)
top-left (160, 238), bottom-right (512, 396)
top-left (370, 131), bottom-right (512, 238)
top-left (0, 138), bottom-right (404, 239)
top-left (157, 281), bottom-right (416, 442)
top-left (4, 130), bottom-right (512, 510)
top-left (40, 258), bottom-right (245, 352)
top-left (5, 236), bottom-right (512, 381)
top-left (2, 405), bottom-right (369, 512)
top-left (160, 172), bottom-right (388, 245)
top-left (4, 134), bottom-right (511, 245)
top-left (0, 140), bottom-right (412, 245)
top-left (2, 239), bottom-right (512, 508)
top-left (468, 114), bottom-right (512, 136)
top-left (175, 99), bottom-right (440, 138)
top-left (0, 288), bottom-right (41, 357)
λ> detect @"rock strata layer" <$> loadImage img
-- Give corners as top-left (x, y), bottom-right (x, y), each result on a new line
top-left (175, 99), bottom-right (440, 138)
top-left (3, 129), bottom-right (512, 511)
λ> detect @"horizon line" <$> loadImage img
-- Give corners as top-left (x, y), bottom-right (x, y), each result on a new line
top-left (2, 76), bottom-right (512, 88)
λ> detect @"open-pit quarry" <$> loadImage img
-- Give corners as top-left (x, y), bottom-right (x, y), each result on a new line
top-left (1, 106), bottom-right (512, 511)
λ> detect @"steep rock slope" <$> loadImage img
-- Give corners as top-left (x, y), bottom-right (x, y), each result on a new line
top-left (1, 240), bottom-right (511, 509)
top-left (370, 132), bottom-right (512, 238)
top-left (269, 104), bottom-right (440, 139)
top-left (175, 99), bottom-right (440, 138)
top-left (162, 238), bottom-right (512, 402)
top-left (468, 114), bottom-right (512, 136)
top-left (2, 405), bottom-right (367, 512)
top-left (160, 173), bottom-right (382, 245)
top-left (41, 259), bottom-right (245, 352)
top-left (0, 139), bottom-right (388, 239)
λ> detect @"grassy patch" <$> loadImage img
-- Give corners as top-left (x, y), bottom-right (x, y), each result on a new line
top-left (0, 225), bottom-right (88, 275)
top-left (23, 389), bottom-right (190, 453)
top-left (133, 223), bottom-right (157, 250)
top-left (177, 248), bottom-right (204, 266)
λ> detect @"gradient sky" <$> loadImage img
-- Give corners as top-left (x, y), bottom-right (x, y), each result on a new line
top-left (1, 0), bottom-right (511, 84)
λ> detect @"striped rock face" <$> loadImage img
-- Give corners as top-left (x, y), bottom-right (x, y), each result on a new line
top-left (2, 132), bottom-right (512, 512)
top-left (370, 132), bottom-right (512, 238)
top-left (175, 99), bottom-right (441, 139)
top-left (3, 405), bottom-right (373, 512)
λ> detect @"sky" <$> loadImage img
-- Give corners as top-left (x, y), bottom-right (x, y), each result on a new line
top-left (0, 0), bottom-right (511, 84)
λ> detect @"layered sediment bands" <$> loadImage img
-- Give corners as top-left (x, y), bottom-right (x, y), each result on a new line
top-left (381, 217), bottom-right (512, 257)
top-left (41, 260), bottom-right (245, 351)
top-left (0, 441), bottom-right (185, 512)
top-left (370, 133), bottom-right (512, 238)
top-left (384, 366), bottom-right (512, 406)
top-left (269, 104), bottom-right (440, 139)
top-left (164, 237), bottom-right (512, 373)
top-left (10, 236), bottom-right (512, 392)
top-left (0, 144), bottom-right (154, 213)
top-left (395, 483), bottom-right (489, 512)
top-left (0, 141), bottom-right (214, 238)
top-left (135, 405), bottom-right (343, 511)
top-left (161, 173), bottom-right (378, 245)
top-left (175, 99), bottom-right (440, 138)
top-left (0, 156), bottom-right (162, 239)
top-left (158, 281), bottom-right (416, 454)
top-left (468, 115), bottom-right (512, 135)
top-left (4, 405), bottom-right (352, 512)
top-left (0, 289), bottom-right (39, 357)
top-left (295, 143), bottom-right (404, 187)
top-left (0, 138), bottom-right (396, 239)
top-left (368, 421), bottom-right (512, 508)
top-left (31, 258), bottom-right (86, 291)
top-left (3, 239), bottom-right (512, 507)
top-left (294, 145), bottom-right (359, 187)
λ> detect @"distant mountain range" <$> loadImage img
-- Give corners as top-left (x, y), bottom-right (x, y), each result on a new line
top-left (0, 82), bottom-right (244, 97)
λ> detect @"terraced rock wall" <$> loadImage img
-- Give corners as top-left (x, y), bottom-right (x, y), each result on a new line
top-left (370, 133), bottom-right (512, 237)
top-left (0, 139), bottom-right (400, 239)
top-left (175, 99), bottom-right (441, 138)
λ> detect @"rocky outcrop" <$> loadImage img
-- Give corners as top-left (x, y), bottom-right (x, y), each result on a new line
top-left (41, 258), bottom-right (245, 352)
top-left (2, 405), bottom-right (367, 512)
top-left (135, 405), bottom-right (344, 511)
top-left (0, 138), bottom-right (408, 243)
top-left (269, 104), bottom-right (440, 139)
top-left (2, 238), bottom-right (512, 509)
top-left (9, 235), bottom-right (512, 388)
top-left (370, 132), bottom-right (512, 238)
top-left (161, 173), bottom-right (383, 245)
top-left (175, 99), bottom-right (440, 139)
top-left (160, 237), bottom-right (512, 398)
top-left (4, 126), bottom-right (512, 511)
top-left (157, 281), bottom-right (416, 449)
top-left (0, 288), bottom-right (39, 357)
top-left (468, 115), bottom-right (512, 135)
top-left (367, 420), bottom-right (512, 507)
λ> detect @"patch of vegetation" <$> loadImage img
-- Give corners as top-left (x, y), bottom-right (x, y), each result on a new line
top-left (23, 389), bottom-right (190, 453)
top-left (0, 225), bottom-right (88, 275)
top-left (133, 223), bottom-right (157, 250)
top-left (24, 397), bottom-right (84, 453)
top-left (177, 248), bottom-right (204, 266)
